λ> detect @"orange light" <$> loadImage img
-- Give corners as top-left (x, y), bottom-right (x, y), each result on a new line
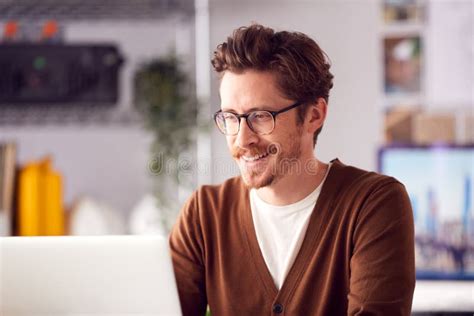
top-left (3, 21), bottom-right (19, 39)
top-left (42, 20), bottom-right (58, 39)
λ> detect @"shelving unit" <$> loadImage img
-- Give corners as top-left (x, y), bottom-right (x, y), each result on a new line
top-left (379, 0), bottom-right (426, 110)
top-left (0, 0), bottom-right (195, 126)
top-left (381, 22), bottom-right (424, 37)
top-left (0, 0), bottom-right (193, 21)
top-left (0, 105), bottom-right (143, 126)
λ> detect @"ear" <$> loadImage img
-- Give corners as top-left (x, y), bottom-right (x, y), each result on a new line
top-left (306, 98), bottom-right (327, 133)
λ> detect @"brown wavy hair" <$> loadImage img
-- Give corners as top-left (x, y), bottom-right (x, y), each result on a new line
top-left (212, 23), bottom-right (334, 146)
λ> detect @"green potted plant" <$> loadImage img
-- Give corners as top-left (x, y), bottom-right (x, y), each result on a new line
top-left (134, 55), bottom-right (198, 230)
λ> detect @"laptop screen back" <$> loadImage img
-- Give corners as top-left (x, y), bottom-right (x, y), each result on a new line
top-left (0, 235), bottom-right (182, 316)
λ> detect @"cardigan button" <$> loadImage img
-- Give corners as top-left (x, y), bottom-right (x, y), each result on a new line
top-left (273, 303), bottom-right (283, 314)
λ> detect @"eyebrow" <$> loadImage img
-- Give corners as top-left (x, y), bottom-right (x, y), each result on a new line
top-left (221, 105), bottom-right (277, 113)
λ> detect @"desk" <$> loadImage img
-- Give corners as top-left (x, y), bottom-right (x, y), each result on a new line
top-left (411, 281), bottom-right (474, 313)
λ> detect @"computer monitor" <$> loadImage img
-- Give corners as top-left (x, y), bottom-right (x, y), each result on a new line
top-left (0, 235), bottom-right (182, 316)
top-left (379, 145), bottom-right (473, 280)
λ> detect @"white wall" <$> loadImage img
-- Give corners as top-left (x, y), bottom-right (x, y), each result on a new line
top-left (425, 0), bottom-right (473, 109)
top-left (207, 0), bottom-right (381, 184)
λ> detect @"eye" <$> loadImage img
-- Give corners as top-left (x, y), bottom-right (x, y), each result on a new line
top-left (251, 111), bottom-right (272, 122)
top-left (221, 112), bottom-right (239, 122)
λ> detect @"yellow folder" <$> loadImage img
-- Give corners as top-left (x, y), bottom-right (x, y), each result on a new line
top-left (18, 162), bottom-right (41, 236)
top-left (18, 157), bottom-right (65, 236)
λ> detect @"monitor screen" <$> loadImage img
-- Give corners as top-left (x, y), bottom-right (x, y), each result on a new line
top-left (378, 145), bottom-right (474, 280)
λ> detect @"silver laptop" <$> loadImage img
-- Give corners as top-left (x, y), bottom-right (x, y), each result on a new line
top-left (0, 235), bottom-right (182, 316)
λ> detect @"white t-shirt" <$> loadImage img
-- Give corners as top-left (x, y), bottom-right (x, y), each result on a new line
top-left (250, 164), bottom-right (331, 289)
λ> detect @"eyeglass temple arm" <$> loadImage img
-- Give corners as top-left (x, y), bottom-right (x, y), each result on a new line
top-left (269, 101), bottom-right (304, 116)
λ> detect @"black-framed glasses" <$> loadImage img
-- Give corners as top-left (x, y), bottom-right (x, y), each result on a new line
top-left (213, 101), bottom-right (304, 136)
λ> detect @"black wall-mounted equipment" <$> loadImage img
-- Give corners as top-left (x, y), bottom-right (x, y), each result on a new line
top-left (0, 44), bottom-right (124, 104)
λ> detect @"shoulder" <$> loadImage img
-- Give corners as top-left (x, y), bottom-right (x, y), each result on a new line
top-left (182, 176), bottom-right (247, 218)
top-left (329, 159), bottom-right (404, 198)
top-left (328, 160), bottom-right (412, 225)
top-left (326, 159), bottom-right (411, 220)
top-left (197, 176), bottom-right (245, 201)
top-left (171, 176), bottom-right (245, 238)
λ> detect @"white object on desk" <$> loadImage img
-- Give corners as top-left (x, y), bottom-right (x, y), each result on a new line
top-left (69, 197), bottom-right (126, 235)
top-left (412, 280), bottom-right (474, 312)
top-left (129, 194), bottom-right (166, 236)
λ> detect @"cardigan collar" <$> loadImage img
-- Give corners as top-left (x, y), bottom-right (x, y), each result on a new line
top-left (238, 158), bottom-right (346, 300)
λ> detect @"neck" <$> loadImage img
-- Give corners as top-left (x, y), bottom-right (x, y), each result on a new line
top-left (255, 157), bottom-right (328, 206)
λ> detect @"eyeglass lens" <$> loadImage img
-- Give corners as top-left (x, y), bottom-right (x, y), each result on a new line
top-left (216, 111), bottom-right (275, 135)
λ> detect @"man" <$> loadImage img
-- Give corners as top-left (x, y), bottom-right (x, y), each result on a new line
top-left (170, 24), bottom-right (415, 315)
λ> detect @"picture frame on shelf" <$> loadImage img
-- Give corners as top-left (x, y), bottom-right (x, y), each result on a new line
top-left (383, 0), bottom-right (425, 25)
top-left (384, 35), bottom-right (422, 95)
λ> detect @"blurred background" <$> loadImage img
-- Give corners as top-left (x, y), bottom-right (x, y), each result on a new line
top-left (0, 0), bottom-right (472, 314)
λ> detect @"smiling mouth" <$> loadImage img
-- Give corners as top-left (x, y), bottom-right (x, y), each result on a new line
top-left (241, 151), bottom-right (270, 162)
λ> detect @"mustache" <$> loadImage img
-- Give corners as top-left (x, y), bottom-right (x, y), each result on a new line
top-left (231, 143), bottom-right (281, 159)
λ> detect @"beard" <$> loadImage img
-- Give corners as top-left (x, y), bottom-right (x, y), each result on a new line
top-left (231, 129), bottom-right (303, 189)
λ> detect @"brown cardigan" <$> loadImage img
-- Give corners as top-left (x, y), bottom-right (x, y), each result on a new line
top-left (169, 159), bottom-right (415, 315)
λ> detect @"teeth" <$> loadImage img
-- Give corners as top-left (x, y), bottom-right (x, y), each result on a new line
top-left (242, 152), bottom-right (268, 162)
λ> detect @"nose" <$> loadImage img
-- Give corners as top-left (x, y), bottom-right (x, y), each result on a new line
top-left (234, 117), bottom-right (258, 148)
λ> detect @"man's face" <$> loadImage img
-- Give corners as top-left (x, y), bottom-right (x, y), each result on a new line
top-left (219, 70), bottom-right (308, 189)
